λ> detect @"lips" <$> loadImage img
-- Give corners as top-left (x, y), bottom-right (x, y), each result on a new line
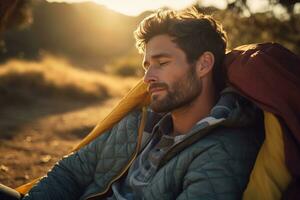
top-left (148, 83), bottom-right (168, 95)
top-left (149, 87), bottom-right (165, 94)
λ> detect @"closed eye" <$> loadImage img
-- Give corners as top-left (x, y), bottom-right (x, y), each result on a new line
top-left (159, 61), bottom-right (170, 66)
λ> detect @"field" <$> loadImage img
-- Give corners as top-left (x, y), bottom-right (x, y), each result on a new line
top-left (0, 56), bottom-right (139, 188)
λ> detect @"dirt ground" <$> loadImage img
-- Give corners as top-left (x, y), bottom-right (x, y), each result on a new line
top-left (0, 96), bottom-right (123, 188)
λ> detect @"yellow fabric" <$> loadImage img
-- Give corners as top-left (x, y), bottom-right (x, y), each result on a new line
top-left (15, 79), bottom-right (150, 194)
top-left (15, 178), bottom-right (41, 195)
top-left (71, 79), bottom-right (149, 151)
top-left (243, 111), bottom-right (292, 200)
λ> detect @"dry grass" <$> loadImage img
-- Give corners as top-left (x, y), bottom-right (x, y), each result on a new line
top-left (0, 55), bottom-right (140, 106)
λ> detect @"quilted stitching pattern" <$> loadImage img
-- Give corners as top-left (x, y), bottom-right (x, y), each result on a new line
top-left (81, 110), bottom-right (140, 199)
top-left (144, 127), bottom-right (261, 200)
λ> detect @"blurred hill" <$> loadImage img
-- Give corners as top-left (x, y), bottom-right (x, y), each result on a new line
top-left (1, 1), bottom-right (299, 77)
top-left (0, 0), bottom-right (147, 70)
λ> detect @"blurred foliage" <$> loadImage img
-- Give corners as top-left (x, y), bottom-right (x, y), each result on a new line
top-left (105, 50), bottom-right (144, 77)
top-left (195, 1), bottom-right (300, 54)
top-left (226, 0), bottom-right (300, 14)
top-left (0, 0), bottom-right (33, 33)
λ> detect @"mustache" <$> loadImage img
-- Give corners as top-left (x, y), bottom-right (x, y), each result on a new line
top-left (147, 82), bottom-right (169, 92)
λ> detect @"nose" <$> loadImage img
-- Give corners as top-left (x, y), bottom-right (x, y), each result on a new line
top-left (143, 67), bottom-right (157, 84)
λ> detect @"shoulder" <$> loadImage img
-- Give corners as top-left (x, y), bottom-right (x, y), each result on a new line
top-left (75, 109), bottom-right (142, 155)
top-left (182, 124), bottom-right (264, 169)
top-left (180, 127), bottom-right (263, 198)
top-left (191, 126), bottom-right (263, 163)
top-left (205, 126), bottom-right (263, 157)
top-left (186, 125), bottom-right (263, 176)
top-left (112, 109), bottom-right (142, 131)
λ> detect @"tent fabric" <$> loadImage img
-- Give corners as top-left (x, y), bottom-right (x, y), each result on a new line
top-left (224, 43), bottom-right (300, 199)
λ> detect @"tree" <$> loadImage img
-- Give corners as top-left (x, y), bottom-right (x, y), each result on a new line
top-left (226, 0), bottom-right (300, 15)
top-left (0, 0), bottom-right (33, 33)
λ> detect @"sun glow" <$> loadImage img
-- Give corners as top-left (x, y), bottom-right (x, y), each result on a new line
top-left (46, 0), bottom-right (198, 16)
top-left (99, 0), bottom-right (198, 16)
top-left (46, 0), bottom-right (272, 16)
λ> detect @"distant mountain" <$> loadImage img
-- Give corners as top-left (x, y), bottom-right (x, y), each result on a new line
top-left (0, 0), bottom-right (149, 69)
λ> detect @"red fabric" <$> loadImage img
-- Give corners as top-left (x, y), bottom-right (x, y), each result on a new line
top-left (223, 43), bottom-right (300, 200)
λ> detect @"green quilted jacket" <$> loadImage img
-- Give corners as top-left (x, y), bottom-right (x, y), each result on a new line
top-left (23, 95), bottom-right (262, 200)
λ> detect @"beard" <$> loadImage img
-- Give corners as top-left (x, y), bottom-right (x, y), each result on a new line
top-left (149, 65), bottom-right (202, 113)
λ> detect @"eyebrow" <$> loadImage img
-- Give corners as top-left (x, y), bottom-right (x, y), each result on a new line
top-left (143, 53), bottom-right (172, 68)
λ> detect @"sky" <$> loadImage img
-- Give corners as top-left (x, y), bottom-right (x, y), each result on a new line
top-left (46, 0), bottom-right (275, 16)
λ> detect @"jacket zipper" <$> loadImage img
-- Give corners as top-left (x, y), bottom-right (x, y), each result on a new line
top-left (85, 107), bottom-right (148, 200)
top-left (157, 121), bottom-right (223, 169)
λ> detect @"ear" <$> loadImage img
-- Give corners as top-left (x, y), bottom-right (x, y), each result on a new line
top-left (195, 51), bottom-right (215, 78)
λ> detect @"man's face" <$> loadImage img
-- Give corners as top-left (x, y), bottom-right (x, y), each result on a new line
top-left (143, 34), bottom-right (202, 113)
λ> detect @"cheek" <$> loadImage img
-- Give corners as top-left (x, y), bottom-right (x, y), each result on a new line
top-left (158, 61), bottom-right (190, 85)
top-left (166, 65), bottom-right (187, 80)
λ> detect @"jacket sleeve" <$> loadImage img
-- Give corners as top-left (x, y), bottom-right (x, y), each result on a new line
top-left (22, 129), bottom-right (112, 200)
top-left (176, 141), bottom-right (256, 200)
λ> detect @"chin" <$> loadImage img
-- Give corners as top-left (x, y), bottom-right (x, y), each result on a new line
top-left (150, 102), bottom-right (170, 113)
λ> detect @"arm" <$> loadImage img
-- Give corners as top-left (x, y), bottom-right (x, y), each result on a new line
top-left (22, 130), bottom-right (112, 200)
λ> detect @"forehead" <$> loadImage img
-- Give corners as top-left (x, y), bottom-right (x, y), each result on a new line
top-left (144, 34), bottom-right (182, 59)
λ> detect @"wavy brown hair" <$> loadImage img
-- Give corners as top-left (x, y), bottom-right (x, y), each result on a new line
top-left (134, 8), bottom-right (228, 94)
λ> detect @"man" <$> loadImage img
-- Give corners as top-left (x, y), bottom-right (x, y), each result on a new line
top-left (19, 8), bottom-right (262, 199)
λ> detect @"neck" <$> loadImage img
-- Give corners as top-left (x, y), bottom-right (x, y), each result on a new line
top-left (171, 85), bottom-right (216, 136)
